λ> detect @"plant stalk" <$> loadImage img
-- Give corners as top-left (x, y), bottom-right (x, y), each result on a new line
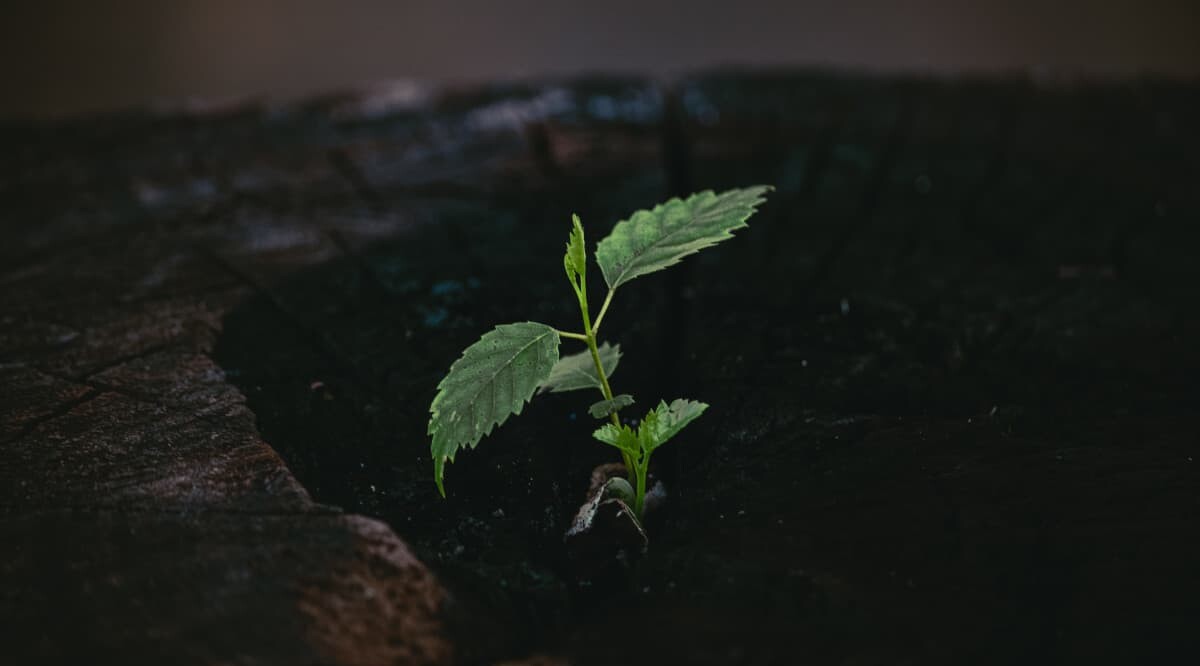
top-left (574, 270), bottom-right (631, 472)
top-left (592, 289), bottom-right (615, 333)
top-left (633, 459), bottom-right (648, 519)
top-left (555, 329), bottom-right (589, 342)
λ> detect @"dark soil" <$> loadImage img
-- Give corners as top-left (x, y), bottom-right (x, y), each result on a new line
top-left (212, 73), bottom-right (1200, 664)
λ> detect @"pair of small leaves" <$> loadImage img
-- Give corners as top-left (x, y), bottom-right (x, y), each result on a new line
top-left (592, 399), bottom-right (709, 457)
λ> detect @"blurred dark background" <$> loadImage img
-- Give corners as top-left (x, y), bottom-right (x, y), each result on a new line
top-left (3, 0), bottom-right (1199, 118)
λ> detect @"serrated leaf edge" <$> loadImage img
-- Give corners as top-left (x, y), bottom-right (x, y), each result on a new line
top-left (429, 322), bottom-right (560, 496)
top-left (596, 185), bottom-right (771, 290)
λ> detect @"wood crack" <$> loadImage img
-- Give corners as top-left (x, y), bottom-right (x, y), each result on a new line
top-left (2, 388), bottom-right (104, 446)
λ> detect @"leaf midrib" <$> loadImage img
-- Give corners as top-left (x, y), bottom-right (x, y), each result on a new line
top-left (433, 326), bottom-right (556, 446)
top-left (604, 197), bottom-right (746, 288)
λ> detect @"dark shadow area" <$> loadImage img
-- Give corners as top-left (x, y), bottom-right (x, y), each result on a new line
top-left (213, 73), bottom-right (1200, 664)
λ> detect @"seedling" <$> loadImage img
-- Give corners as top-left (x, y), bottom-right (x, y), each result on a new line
top-left (428, 186), bottom-right (771, 519)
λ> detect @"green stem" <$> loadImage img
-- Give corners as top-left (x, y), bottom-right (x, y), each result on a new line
top-left (592, 289), bottom-right (616, 334)
top-left (555, 329), bottom-right (589, 342)
top-left (575, 267), bottom-right (612, 404)
top-left (574, 267), bottom-right (631, 472)
top-left (634, 458), bottom-right (648, 519)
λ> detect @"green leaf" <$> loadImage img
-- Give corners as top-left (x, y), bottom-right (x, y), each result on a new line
top-left (638, 399), bottom-right (708, 454)
top-left (564, 214), bottom-right (586, 289)
top-left (595, 186), bottom-right (771, 290)
top-left (588, 394), bottom-right (635, 419)
top-left (592, 422), bottom-right (639, 455)
top-left (603, 477), bottom-right (636, 504)
top-left (593, 399), bottom-right (707, 458)
top-left (429, 322), bottom-right (560, 496)
top-left (539, 342), bottom-right (621, 393)
top-left (637, 408), bottom-right (660, 453)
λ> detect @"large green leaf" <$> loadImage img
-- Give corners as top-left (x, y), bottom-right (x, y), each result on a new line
top-left (640, 399), bottom-right (708, 454)
top-left (595, 186), bottom-right (771, 290)
top-left (539, 342), bottom-right (621, 393)
top-left (429, 322), bottom-right (560, 495)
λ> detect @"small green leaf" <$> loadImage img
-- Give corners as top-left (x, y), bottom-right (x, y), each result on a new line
top-left (637, 409), bottom-right (660, 453)
top-left (593, 422), bottom-right (639, 455)
top-left (639, 399), bottom-right (708, 454)
top-left (603, 477), bottom-right (636, 503)
top-left (539, 342), bottom-right (621, 393)
top-left (595, 186), bottom-right (771, 290)
top-left (564, 214), bottom-right (587, 289)
top-left (588, 394), bottom-right (635, 419)
top-left (429, 322), bottom-right (561, 496)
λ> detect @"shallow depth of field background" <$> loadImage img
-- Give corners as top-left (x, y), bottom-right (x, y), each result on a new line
top-left (3, 0), bottom-right (1199, 118)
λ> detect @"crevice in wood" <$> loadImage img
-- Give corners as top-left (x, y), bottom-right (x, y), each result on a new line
top-left (2, 388), bottom-right (104, 446)
top-left (75, 343), bottom-right (175, 381)
top-left (324, 229), bottom-right (400, 304)
top-left (201, 248), bottom-right (380, 394)
top-left (328, 148), bottom-right (387, 215)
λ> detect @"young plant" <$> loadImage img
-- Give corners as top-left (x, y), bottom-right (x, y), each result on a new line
top-left (427, 186), bottom-right (771, 519)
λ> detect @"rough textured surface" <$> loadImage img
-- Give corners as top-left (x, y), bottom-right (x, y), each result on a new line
top-left (3, 74), bottom-right (1199, 664)
top-left (0, 81), bottom-right (629, 665)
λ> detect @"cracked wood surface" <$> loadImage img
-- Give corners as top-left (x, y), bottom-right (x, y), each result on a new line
top-left (2, 79), bottom-right (665, 665)
top-left (0, 82), bottom-right (616, 666)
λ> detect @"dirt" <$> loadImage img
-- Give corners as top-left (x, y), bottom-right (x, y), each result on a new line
top-left (213, 74), bottom-right (1200, 665)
